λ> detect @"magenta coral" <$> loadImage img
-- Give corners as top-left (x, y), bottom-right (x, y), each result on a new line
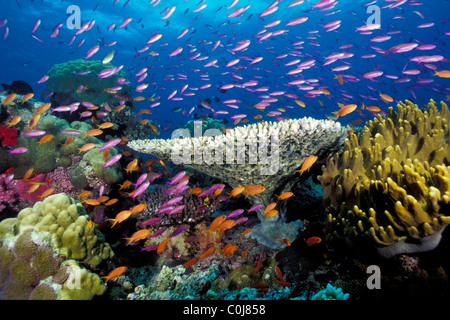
top-left (0, 124), bottom-right (18, 146)
top-left (0, 173), bottom-right (19, 212)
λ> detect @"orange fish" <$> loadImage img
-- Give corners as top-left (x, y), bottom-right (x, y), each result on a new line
top-left (83, 198), bottom-right (101, 206)
top-left (139, 109), bottom-right (152, 115)
top-left (105, 198), bottom-right (118, 206)
top-left (241, 251), bottom-right (248, 258)
top-left (108, 210), bottom-right (132, 227)
top-left (333, 103), bottom-right (357, 119)
top-left (365, 106), bottom-right (381, 112)
top-left (213, 188), bottom-right (224, 199)
top-left (27, 184), bottom-right (40, 194)
top-left (379, 93), bottom-right (393, 103)
top-left (23, 168), bottom-right (34, 181)
top-left (118, 180), bottom-right (132, 190)
top-left (294, 100), bottom-right (306, 108)
top-left (276, 266), bottom-right (284, 281)
top-left (134, 96), bottom-right (146, 101)
top-left (28, 114), bottom-right (41, 130)
top-left (279, 238), bottom-right (291, 246)
top-left (39, 187), bottom-right (55, 199)
top-left (63, 137), bottom-right (76, 147)
top-left (295, 155), bottom-right (318, 176)
top-left (76, 190), bottom-right (91, 199)
top-left (78, 143), bottom-right (96, 153)
top-left (276, 192), bottom-right (294, 200)
top-left (83, 129), bottom-right (103, 137)
top-left (22, 93), bottom-right (34, 103)
top-left (102, 266), bottom-right (127, 283)
top-left (2, 93), bottom-right (16, 105)
top-left (98, 195), bottom-right (109, 203)
top-left (103, 149), bottom-right (110, 162)
top-left (6, 115), bottom-right (21, 127)
top-left (306, 236), bottom-right (322, 246)
top-left (216, 219), bottom-right (237, 231)
top-left (334, 75), bottom-right (344, 85)
top-left (36, 103), bottom-right (51, 114)
top-left (140, 119), bottom-right (149, 125)
top-left (190, 187), bottom-right (203, 194)
top-left (229, 186), bottom-right (245, 197)
top-left (254, 259), bottom-right (262, 273)
top-left (263, 202), bottom-right (277, 214)
top-left (222, 243), bottom-right (238, 256)
top-left (37, 134), bottom-right (54, 146)
top-left (265, 209), bottom-right (278, 218)
top-left (241, 228), bottom-right (251, 236)
top-left (157, 238), bottom-right (169, 253)
top-left (125, 159), bottom-right (139, 174)
top-left (183, 258), bottom-right (198, 268)
top-left (244, 185), bottom-right (266, 198)
top-left (434, 70), bottom-right (450, 78)
top-left (198, 247), bottom-right (215, 259)
top-left (114, 104), bottom-right (126, 112)
top-left (254, 114), bottom-right (263, 119)
top-left (125, 229), bottom-right (152, 245)
top-left (130, 203), bottom-right (147, 214)
top-left (97, 122), bottom-right (114, 129)
top-left (208, 215), bottom-right (227, 234)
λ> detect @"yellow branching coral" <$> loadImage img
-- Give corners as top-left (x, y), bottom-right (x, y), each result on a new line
top-left (318, 99), bottom-right (450, 258)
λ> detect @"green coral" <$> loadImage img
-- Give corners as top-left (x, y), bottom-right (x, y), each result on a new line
top-left (46, 59), bottom-right (132, 107)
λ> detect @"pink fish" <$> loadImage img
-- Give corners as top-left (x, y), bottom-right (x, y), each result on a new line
top-left (169, 47), bottom-right (183, 57)
top-left (226, 59), bottom-right (240, 67)
top-left (169, 225), bottom-right (187, 238)
top-left (85, 45), bottom-right (100, 60)
top-left (136, 84), bottom-right (148, 92)
top-left (134, 173), bottom-right (148, 188)
top-left (31, 19), bottom-right (41, 33)
top-left (161, 196), bottom-right (183, 207)
top-left (118, 17), bottom-right (132, 28)
top-left (162, 6), bottom-right (176, 20)
top-left (362, 71), bottom-right (383, 79)
top-left (168, 205), bottom-right (184, 215)
top-left (61, 130), bottom-right (81, 135)
top-left (7, 147), bottom-right (28, 154)
top-left (247, 203), bottom-right (264, 213)
top-left (142, 218), bottom-right (161, 226)
top-left (232, 40), bottom-right (251, 52)
top-left (168, 171), bottom-right (186, 185)
top-left (312, 0), bottom-right (335, 9)
top-left (157, 206), bottom-right (175, 215)
top-left (37, 75), bottom-right (49, 84)
top-left (103, 154), bottom-right (122, 168)
top-left (24, 130), bottom-right (46, 137)
top-left (193, 3), bottom-right (207, 12)
top-left (131, 181), bottom-right (150, 200)
top-left (167, 90), bottom-right (177, 100)
top-left (99, 138), bottom-right (121, 151)
top-left (231, 114), bottom-right (247, 119)
top-left (286, 16), bottom-right (308, 26)
top-left (259, 5), bottom-right (278, 18)
top-left (287, 0), bottom-right (304, 7)
top-left (228, 209), bottom-right (244, 218)
top-left (387, 43), bottom-right (418, 53)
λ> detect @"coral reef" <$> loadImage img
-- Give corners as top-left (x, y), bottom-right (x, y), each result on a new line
top-left (45, 59), bottom-right (133, 108)
top-left (319, 99), bottom-right (450, 258)
top-left (0, 124), bottom-right (18, 146)
top-left (309, 283), bottom-right (349, 300)
top-left (0, 193), bottom-right (114, 266)
top-left (129, 117), bottom-right (347, 247)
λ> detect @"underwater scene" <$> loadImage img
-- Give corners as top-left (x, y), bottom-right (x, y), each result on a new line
top-left (1, 0), bottom-right (450, 309)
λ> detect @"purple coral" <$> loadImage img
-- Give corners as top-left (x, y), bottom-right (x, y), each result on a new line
top-left (0, 231), bottom-right (65, 300)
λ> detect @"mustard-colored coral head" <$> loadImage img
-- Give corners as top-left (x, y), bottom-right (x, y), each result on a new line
top-left (319, 100), bottom-right (450, 258)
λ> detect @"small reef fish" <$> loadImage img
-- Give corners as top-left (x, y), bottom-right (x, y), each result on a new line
top-left (157, 238), bottom-right (170, 253)
top-left (276, 192), bottom-right (294, 200)
top-left (306, 236), bottom-right (322, 246)
top-left (125, 229), bottom-right (151, 245)
top-left (102, 267), bottom-right (127, 283)
top-left (103, 154), bottom-right (122, 168)
top-left (296, 155), bottom-right (318, 176)
top-left (229, 186), bottom-right (245, 197)
top-left (108, 210), bottom-right (132, 227)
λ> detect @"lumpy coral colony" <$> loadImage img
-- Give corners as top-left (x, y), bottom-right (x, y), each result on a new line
top-left (1, 76), bottom-right (449, 300)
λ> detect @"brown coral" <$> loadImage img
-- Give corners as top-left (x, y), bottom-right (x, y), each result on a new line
top-left (318, 99), bottom-right (450, 258)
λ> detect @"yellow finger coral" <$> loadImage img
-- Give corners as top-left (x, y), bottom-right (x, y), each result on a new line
top-left (318, 99), bottom-right (450, 258)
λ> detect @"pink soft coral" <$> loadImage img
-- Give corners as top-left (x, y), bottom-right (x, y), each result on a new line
top-left (0, 125), bottom-right (18, 146)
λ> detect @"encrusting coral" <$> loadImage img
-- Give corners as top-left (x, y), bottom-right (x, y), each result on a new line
top-left (129, 117), bottom-right (347, 248)
top-left (318, 99), bottom-right (450, 258)
top-left (0, 193), bottom-right (114, 299)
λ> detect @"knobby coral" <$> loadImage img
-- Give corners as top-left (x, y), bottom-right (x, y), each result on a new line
top-left (319, 99), bottom-right (450, 258)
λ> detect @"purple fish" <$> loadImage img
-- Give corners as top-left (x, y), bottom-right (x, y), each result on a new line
top-left (131, 181), bottom-right (150, 201)
top-left (99, 138), bottom-right (121, 151)
top-left (103, 154), bottom-right (122, 168)
top-left (141, 245), bottom-right (158, 252)
top-left (197, 189), bottom-right (214, 197)
top-left (168, 171), bottom-right (186, 186)
top-left (236, 217), bottom-right (248, 224)
top-left (168, 205), bottom-right (185, 215)
top-left (161, 196), bottom-right (183, 208)
top-left (141, 218), bottom-right (161, 225)
top-left (61, 130), bottom-right (81, 135)
top-left (85, 45), bottom-right (100, 60)
top-left (149, 228), bottom-right (167, 239)
top-left (134, 173), bottom-right (148, 188)
top-left (7, 147), bottom-right (28, 154)
top-left (227, 209), bottom-right (244, 218)
top-left (247, 204), bottom-right (264, 213)
top-left (24, 130), bottom-right (46, 137)
top-left (169, 225), bottom-right (187, 238)
top-left (157, 206), bottom-right (175, 215)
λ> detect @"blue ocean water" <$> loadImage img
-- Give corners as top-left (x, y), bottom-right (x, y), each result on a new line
top-left (1, 0), bottom-right (449, 136)
top-left (1, 0), bottom-right (450, 303)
